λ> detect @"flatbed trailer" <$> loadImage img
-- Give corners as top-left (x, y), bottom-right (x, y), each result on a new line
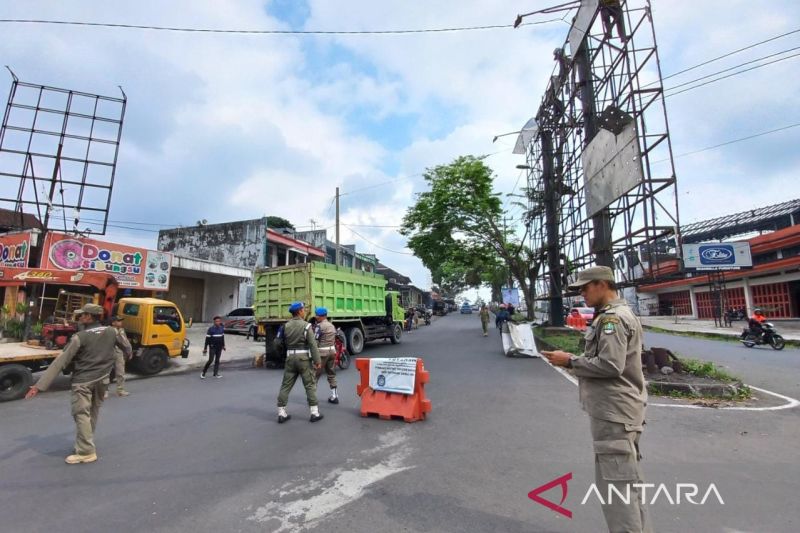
top-left (0, 342), bottom-right (62, 402)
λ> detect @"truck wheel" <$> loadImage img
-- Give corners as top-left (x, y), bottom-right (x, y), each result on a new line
top-left (249, 326), bottom-right (260, 342)
top-left (390, 324), bottom-right (402, 344)
top-left (0, 364), bottom-right (33, 402)
top-left (137, 347), bottom-right (168, 375)
top-left (346, 327), bottom-right (365, 355)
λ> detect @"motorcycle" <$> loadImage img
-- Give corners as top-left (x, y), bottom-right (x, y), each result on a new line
top-left (740, 322), bottom-right (786, 350)
top-left (334, 328), bottom-right (350, 370)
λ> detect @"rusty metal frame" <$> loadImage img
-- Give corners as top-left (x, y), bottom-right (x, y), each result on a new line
top-left (520, 0), bottom-right (680, 306)
top-left (0, 68), bottom-right (126, 235)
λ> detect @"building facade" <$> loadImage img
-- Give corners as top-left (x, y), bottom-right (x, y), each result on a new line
top-left (638, 200), bottom-right (800, 319)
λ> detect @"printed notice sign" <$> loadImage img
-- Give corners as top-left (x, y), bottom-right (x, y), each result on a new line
top-left (369, 357), bottom-right (418, 395)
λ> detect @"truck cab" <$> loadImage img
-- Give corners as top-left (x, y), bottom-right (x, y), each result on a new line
top-left (116, 297), bottom-right (190, 375)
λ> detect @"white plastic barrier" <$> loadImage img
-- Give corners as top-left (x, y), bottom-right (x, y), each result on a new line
top-left (501, 321), bottom-right (541, 358)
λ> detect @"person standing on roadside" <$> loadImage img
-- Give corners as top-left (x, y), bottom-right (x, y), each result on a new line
top-left (25, 304), bottom-right (132, 464)
top-left (479, 304), bottom-right (490, 337)
top-left (202, 316), bottom-right (226, 379)
top-left (542, 266), bottom-right (652, 533)
top-left (106, 316), bottom-right (133, 397)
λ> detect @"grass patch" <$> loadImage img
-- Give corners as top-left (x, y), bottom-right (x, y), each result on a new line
top-left (648, 383), bottom-right (752, 401)
top-left (533, 326), bottom-right (583, 354)
top-left (679, 357), bottom-right (740, 382)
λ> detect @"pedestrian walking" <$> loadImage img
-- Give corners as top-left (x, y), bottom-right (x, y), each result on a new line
top-left (25, 304), bottom-right (132, 464)
top-left (479, 304), bottom-right (490, 336)
top-left (275, 302), bottom-right (323, 423)
top-left (106, 315), bottom-right (132, 397)
top-left (202, 316), bottom-right (226, 379)
top-left (542, 266), bottom-right (652, 533)
top-left (313, 307), bottom-right (339, 404)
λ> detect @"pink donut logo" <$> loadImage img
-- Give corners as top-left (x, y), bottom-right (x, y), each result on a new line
top-left (49, 239), bottom-right (84, 270)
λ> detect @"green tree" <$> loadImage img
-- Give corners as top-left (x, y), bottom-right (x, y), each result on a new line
top-left (265, 216), bottom-right (295, 230)
top-left (400, 155), bottom-right (544, 319)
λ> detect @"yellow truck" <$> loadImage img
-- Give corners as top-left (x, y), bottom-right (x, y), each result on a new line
top-left (115, 297), bottom-right (190, 375)
top-left (0, 297), bottom-right (189, 401)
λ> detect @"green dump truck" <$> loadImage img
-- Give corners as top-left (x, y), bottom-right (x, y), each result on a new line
top-left (254, 262), bottom-right (404, 367)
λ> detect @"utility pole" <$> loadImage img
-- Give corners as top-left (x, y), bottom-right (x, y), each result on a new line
top-left (575, 41), bottom-right (613, 268)
top-left (335, 187), bottom-right (341, 266)
top-left (541, 130), bottom-right (564, 327)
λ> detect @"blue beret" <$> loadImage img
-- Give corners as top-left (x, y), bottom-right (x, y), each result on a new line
top-left (289, 301), bottom-right (304, 313)
top-left (315, 307), bottom-right (328, 316)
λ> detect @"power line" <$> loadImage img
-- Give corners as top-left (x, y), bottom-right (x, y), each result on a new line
top-left (664, 45), bottom-right (800, 92)
top-left (657, 27), bottom-right (800, 85)
top-left (343, 223), bottom-right (402, 228)
top-left (653, 121), bottom-right (800, 164)
top-left (0, 17), bottom-right (561, 35)
top-left (664, 50), bottom-right (800, 98)
top-left (343, 224), bottom-right (415, 255)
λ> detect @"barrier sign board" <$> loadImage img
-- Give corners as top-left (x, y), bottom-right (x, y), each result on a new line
top-left (369, 357), bottom-right (418, 395)
top-left (682, 242), bottom-right (752, 271)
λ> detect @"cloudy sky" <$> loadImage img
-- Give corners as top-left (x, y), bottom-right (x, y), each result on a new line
top-left (1, 0), bottom-right (799, 289)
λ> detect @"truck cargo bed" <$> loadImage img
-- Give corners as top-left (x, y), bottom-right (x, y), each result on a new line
top-left (255, 262), bottom-right (389, 321)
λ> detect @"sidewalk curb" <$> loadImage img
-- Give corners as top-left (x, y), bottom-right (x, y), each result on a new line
top-left (123, 353), bottom-right (261, 382)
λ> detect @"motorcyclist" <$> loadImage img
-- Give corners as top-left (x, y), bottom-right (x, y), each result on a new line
top-left (748, 308), bottom-right (767, 339)
top-left (495, 304), bottom-right (511, 330)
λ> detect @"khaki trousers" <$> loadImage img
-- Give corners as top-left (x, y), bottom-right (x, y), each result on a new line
top-left (113, 351), bottom-right (126, 392)
top-left (277, 356), bottom-right (318, 407)
top-left (315, 351), bottom-right (338, 389)
top-left (71, 378), bottom-right (109, 455)
top-left (589, 416), bottom-right (653, 533)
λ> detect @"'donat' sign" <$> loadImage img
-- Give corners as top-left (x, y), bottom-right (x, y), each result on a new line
top-left (681, 242), bottom-right (753, 271)
top-left (369, 357), bottom-right (418, 395)
top-left (0, 231), bottom-right (32, 268)
top-left (41, 231), bottom-right (173, 290)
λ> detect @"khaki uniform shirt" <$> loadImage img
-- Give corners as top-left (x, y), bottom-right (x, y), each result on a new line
top-left (571, 298), bottom-right (647, 425)
top-left (113, 327), bottom-right (133, 360)
top-left (315, 320), bottom-right (337, 351)
top-left (35, 322), bottom-right (133, 391)
top-left (279, 317), bottom-right (321, 365)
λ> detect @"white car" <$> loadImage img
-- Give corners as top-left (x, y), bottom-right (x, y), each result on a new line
top-left (223, 307), bottom-right (255, 336)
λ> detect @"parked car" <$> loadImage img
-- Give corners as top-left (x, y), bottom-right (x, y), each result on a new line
top-left (569, 307), bottom-right (594, 326)
top-left (223, 307), bottom-right (256, 336)
top-left (460, 303), bottom-right (473, 314)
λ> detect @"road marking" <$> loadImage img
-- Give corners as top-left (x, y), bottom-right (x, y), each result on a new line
top-left (543, 361), bottom-right (800, 412)
top-left (249, 427), bottom-right (413, 531)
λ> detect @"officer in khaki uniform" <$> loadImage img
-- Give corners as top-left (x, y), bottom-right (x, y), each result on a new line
top-left (313, 307), bottom-right (339, 404)
top-left (107, 315), bottom-right (131, 397)
top-left (25, 304), bottom-right (132, 464)
top-left (543, 266), bottom-right (652, 533)
top-left (276, 301), bottom-right (323, 423)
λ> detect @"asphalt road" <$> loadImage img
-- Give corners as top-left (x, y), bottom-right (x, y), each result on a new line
top-left (1, 315), bottom-right (799, 532)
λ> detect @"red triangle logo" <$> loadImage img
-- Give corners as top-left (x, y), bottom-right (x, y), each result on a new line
top-left (528, 472), bottom-right (573, 519)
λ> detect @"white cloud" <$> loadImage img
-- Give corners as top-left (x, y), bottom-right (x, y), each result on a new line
top-left (2, 0), bottom-right (799, 291)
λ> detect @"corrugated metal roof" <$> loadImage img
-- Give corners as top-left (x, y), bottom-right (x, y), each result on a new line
top-left (681, 199), bottom-right (800, 243)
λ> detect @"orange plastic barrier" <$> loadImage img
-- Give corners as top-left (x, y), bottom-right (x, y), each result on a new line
top-left (355, 358), bottom-right (431, 423)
